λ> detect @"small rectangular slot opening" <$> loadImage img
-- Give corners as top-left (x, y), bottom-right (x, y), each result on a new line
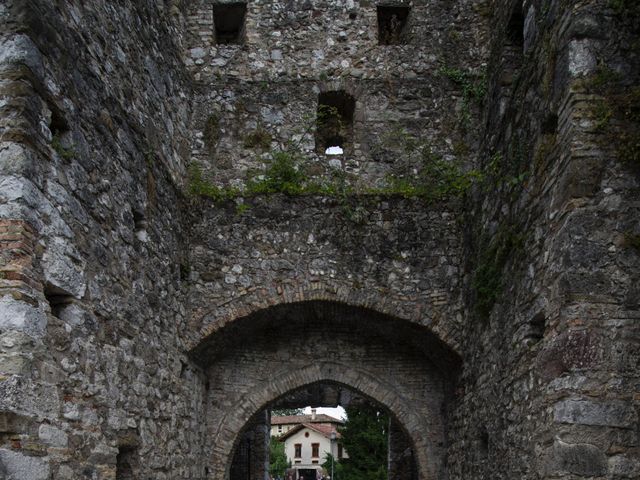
top-left (213, 3), bottom-right (247, 45)
top-left (377, 6), bottom-right (410, 45)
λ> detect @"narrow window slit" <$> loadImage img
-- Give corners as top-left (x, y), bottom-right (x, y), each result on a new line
top-left (116, 445), bottom-right (138, 480)
top-left (541, 112), bottom-right (558, 134)
top-left (507, 3), bottom-right (525, 49)
top-left (498, 3), bottom-right (525, 93)
top-left (524, 311), bottom-right (546, 345)
top-left (316, 91), bottom-right (355, 156)
top-left (377, 6), bottom-right (410, 45)
top-left (213, 3), bottom-right (247, 45)
top-left (478, 428), bottom-right (489, 458)
top-left (44, 283), bottom-right (74, 319)
top-left (133, 210), bottom-right (148, 243)
top-left (49, 107), bottom-right (69, 138)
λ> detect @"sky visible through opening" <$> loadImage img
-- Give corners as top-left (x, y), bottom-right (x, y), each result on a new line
top-left (303, 405), bottom-right (347, 420)
top-left (325, 146), bottom-right (344, 155)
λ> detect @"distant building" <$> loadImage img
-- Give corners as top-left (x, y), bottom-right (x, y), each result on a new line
top-left (271, 409), bottom-right (342, 437)
top-left (272, 409), bottom-right (347, 480)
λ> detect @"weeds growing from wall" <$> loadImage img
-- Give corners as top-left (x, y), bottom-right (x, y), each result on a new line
top-left (379, 149), bottom-right (482, 201)
top-left (243, 128), bottom-right (272, 150)
top-left (246, 151), bottom-right (308, 195)
top-left (610, 0), bottom-right (640, 19)
top-left (623, 232), bottom-right (640, 252)
top-left (51, 134), bottom-right (76, 160)
top-left (468, 139), bottom-right (532, 321)
top-left (577, 66), bottom-right (640, 171)
top-left (189, 120), bottom-right (483, 205)
top-left (472, 224), bottom-right (525, 320)
top-left (438, 66), bottom-right (487, 125)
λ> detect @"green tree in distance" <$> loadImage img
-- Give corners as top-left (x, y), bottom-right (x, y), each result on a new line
top-left (271, 408), bottom-right (305, 416)
top-left (322, 453), bottom-right (343, 480)
top-left (269, 437), bottom-right (290, 478)
top-left (334, 404), bottom-right (389, 480)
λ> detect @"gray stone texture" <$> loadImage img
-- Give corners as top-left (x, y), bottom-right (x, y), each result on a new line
top-left (0, 448), bottom-right (50, 480)
top-left (0, 0), bottom-right (637, 479)
top-left (543, 439), bottom-right (608, 477)
top-left (554, 398), bottom-right (638, 428)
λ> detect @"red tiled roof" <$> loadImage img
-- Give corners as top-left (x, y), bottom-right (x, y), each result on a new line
top-left (271, 414), bottom-right (343, 425)
top-left (306, 423), bottom-right (341, 438)
top-left (278, 423), bottom-right (341, 441)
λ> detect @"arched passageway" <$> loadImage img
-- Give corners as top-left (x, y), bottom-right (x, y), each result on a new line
top-left (229, 380), bottom-right (419, 480)
top-left (189, 301), bottom-right (461, 480)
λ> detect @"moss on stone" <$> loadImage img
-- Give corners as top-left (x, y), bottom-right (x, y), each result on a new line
top-left (204, 114), bottom-right (221, 153)
top-left (243, 128), bottom-right (272, 150)
top-left (51, 134), bottom-right (75, 160)
top-left (472, 224), bottom-right (525, 320)
top-left (579, 68), bottom-right (640, 171)
top-left (610, 0), bottom-right (640, 18)
top-left (624, 232), bottom-right (640, 251)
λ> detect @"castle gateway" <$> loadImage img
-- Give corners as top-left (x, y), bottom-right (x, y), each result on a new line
top-left (0, 1), bottom-right (638, 480)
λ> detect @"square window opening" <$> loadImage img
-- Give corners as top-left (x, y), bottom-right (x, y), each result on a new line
top-left (44, 282), bottom-right (74, 319)
top-left (377, 6), bottom-right (410, 45)
top-left (116, 446), bottom-right (138, 480)
top-left (507, 3), bottom-right (524, 48)
top-left (213, 3), bottom-right (247, 45)
top-left (316, 91), bottom-right (356, 155)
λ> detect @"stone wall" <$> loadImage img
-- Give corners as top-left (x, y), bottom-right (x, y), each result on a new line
top-left (448, 0), bottom-right (640, 479)
top-left (0, 0), bottom-right (638, 479)
top-left (185, 0), bottom-right (489, 190)
top-left (0, 1), bottom-right (207, 478)
top-left (186, 195), bottom-right (464, 351)
top-left (191, 301), bottom-right (459, 480)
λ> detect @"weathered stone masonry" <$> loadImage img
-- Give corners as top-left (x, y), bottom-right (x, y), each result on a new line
top-left (0, 0), bottom-right (638, 480)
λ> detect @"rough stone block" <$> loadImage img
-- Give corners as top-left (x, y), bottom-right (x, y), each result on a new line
top-left (0, 34), bottom-right (44, 78)
top-left (542, 439), bottom-right (607, 476)
top-left (0, 142), bottom-right (34, 176)
top-left (537, 330), bottom-right (601, 380)
top-left (568, 39), bottom-right (597, 76)
top-left (609, 454), bottom-right (640, 478)
top-left (0, 411), bottom-right (35, 434)
top-left (554, 399), bottom-right (637, 428)
top-left (0, 448), bottom-right (50, 480)
top-left (555, 156), bottom-right (605, 206)
top-left (0, 353), bottom-right (31, 375)
top-left (523, 5), bottom-right (537, 53)
top-left (42, 237), bottom-right (86, 299)
top-left (0, 376), bottom-right (60, 420)
top-left (0, 331), bottom-right (35, 352)
top-left (88, 443), bottom-right (118, 465)
top-left (0, 295), bottom-right (47, 338)
top-left (38, 424), bottom-right (68, 447)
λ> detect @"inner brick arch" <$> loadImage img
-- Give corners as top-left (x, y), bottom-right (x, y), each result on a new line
top-left (190, 300), bottom-right (462, 480)
top-left (189, 287), bottom-right (463, 356)
top-left (225, 369), bottom-right (428, 480)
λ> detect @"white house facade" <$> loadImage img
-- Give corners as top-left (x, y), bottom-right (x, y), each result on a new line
top-left (278, 422), bottom-right (347, 480)
top-left (271, 410), bottom-right (342, 438)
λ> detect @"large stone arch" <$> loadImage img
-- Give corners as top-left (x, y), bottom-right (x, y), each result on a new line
top-left (218, 362), bottom-right (437, 480)
top-left (187, 195), bottom-right (465, 356)
top-left (189, 287), bottom-right (463, 356)
top-left (191, 300), bottom-right (461, 480)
